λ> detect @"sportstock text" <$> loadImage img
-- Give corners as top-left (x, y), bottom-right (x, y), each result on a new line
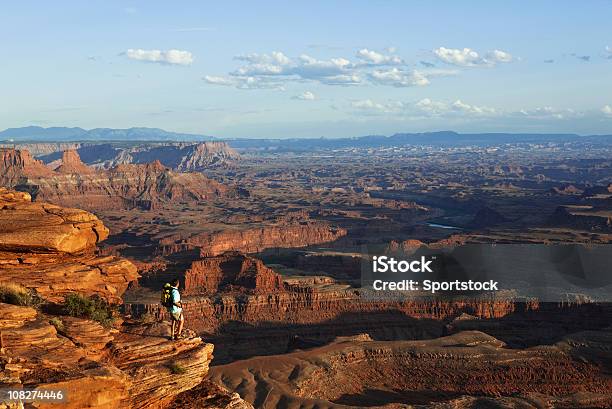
top-left (371, 256), bottom-right (499, 294)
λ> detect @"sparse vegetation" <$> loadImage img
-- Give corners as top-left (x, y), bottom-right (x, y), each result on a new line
top-left (167, 361), bottom-right (187, 374)
top-left (0, 283), bottom-right (41, 307)
top-left (49, 317), bottom-right (65, 332)
top-left (62, 293), bottom-right (116, 328)
top-left (136, 312), bottom-right (157, 324)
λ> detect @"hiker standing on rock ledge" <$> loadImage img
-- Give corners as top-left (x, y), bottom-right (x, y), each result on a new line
top-left (162, 278), bottom-right (185, 340)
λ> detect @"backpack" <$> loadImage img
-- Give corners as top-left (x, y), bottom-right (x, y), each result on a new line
top-left (160, 283), bottom-right (174, 308)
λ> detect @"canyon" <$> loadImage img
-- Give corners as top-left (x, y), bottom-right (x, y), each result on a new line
top-left (0, 188), bottom-right (252, 409)
top-left (0, 148), bottom-right (235, 211)
top-left (1, 141), bottom-right (240, 170)
top-left (1, 136), bottom-right (611, 408)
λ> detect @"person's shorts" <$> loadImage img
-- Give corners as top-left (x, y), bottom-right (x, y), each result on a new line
top-left (170, 311), bottom-right (183, 321)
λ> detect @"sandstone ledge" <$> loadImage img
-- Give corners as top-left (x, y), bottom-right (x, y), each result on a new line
top-left (0, 303), bottom-right (216, 409)
top-left (0, 188), bottom-right (138, 302)
top-left (0, 187), bottom-right (109, 254)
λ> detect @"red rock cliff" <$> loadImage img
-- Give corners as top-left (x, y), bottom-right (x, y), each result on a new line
top-left (54, 149), bottom-right (95, 174)
top-left (160, 224), bottom-right (347, 256)
top-left (0, 187), bottom-right (137, 302)
top-left (183, 252), bottom-right (284, 295)
top-left (0, 148), bottom-right (53, 185)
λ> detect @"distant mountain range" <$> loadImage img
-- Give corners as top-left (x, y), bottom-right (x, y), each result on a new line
top-left (0, 126), bottom-right (214, 142)
top-left (2, 127), bottom-right (611, 149)
top-left (229, 131), bottom-right (612, 150)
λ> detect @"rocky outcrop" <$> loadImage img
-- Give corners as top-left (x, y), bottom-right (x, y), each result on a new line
top-left (550, 184), bottom-right (584, 195)
top-left (0, 188), bottom-right (137, 302)
top-left (386, 239), bottom-right (426, 254)
top-left (53, 149), bottom-right (94, 174)
top-left (24, 141), bottom-right (240, 170)
top-left (0, 149), bottom-right (234, 211)
top-left (0, 188), bottom-right (108, 253)
top-left (170, 380), bottom-right (255, 409)
top-left (0, 304), bottom-right (215, 409)
top-left (125, 288), bottom-right (519, 363)
top-left (0, 148), bottom-right (53, 186)
top-left (175, 142), bottom-right (240, 171)
top-left (110, 321), bottom-right (214, 409)
top-left (183, 253), bottom-right (284, 295)
top-left (206, 330), bottom-right (612, 408)
top-left (0, 142), bottom-right (82, 157)
top-left (549, 206), bottom-right (612, 232)
top-left (61, 317), bottom-right (114, 359)
top-left (160, 224), bottom-right (347, 256)
top-left (94, 141), bottom-right (239, 170)
top-left (0, 190), bottom-right (227, 408)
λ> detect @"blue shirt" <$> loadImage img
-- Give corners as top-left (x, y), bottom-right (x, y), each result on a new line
top-left (170, 287), bottom-right (182, 314)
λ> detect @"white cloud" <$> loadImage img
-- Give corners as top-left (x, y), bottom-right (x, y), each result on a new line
top-left (207, 51), bottom-right (363, 88)
top-left (606, 46), bottom-right (612, 59)
top-left (293, 91), bottom-right (316, 100)
top-left (488, 49), bottom-right (513, 63)
top-left (235, 51), bottom-right (292, 66)
top-left (125, 49), bottom-right (193, 66)
top-left (433, 47), bottom-right (513, 67)
top-left (368, 67), bottom-right (456, 87)
top-left (233, 63), bottom-right (286, 76)
top-left (452, 99), bottom-right (496, 115)
top-left (356, 48), bottom-right (403, 65)
top-left (415, 98), bottom-right (449, 115)
top-left (318, 74), bottom-right (362, 85)
top-left (349, 98), bottom-right (604, 125)
top-left (231, 52), bottom-right (353, 79)
top-left (351, 99), bottom-right (406, 114)
top-left (351, 98), bottom-right (495, 118)
top-left (369, 68), bottom-right (430, 87)
top-left (433, 47), bottom-right (483, 66)
top-left (203, 75), bottom-right (235, 86)
top-left (203, 75), bottom-right (285, 90)
top-left (205, 48), bottom-right (458, 90)
top-left (295, 54), bottom-right (353, 78)
top-left (516, 106), bottom-right (579, 120)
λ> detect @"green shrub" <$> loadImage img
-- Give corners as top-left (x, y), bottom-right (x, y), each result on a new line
top-left (167, 362), bottom-right (187, 374)
top-left (62, 293), bottom-right (115, 328)
top-left (49, 317), bottom-right (64, 332)
top-left (0, 283), bottom-right (41, 307)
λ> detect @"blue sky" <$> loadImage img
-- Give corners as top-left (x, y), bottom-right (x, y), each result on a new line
top-left (1, 1), bottom-right (611, 138)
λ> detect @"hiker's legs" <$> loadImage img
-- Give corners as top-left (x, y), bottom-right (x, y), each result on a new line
top-left (171, 318), bottom-right (176, 339)
top-left (177, 314), bottom-right (184, 336)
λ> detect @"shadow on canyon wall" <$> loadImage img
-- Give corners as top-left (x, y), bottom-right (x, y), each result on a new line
top-left (205, 302), bottom-right (612, 365)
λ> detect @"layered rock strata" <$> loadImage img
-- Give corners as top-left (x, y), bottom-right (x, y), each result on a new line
top-left (183, 253), bottom-right (284, 295)
top-left (0, 188), bottom-right (137, 302)
top-left (158, 224), bottom-right (347, 256)
top-left (204, 330), bottom-right (612, 408)
top-left (0, 190), bottom-right (220, 408)
top-left (0, 305), bottom-right (215, 409)
top-left (0, 149), bottom-right (233, 211)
